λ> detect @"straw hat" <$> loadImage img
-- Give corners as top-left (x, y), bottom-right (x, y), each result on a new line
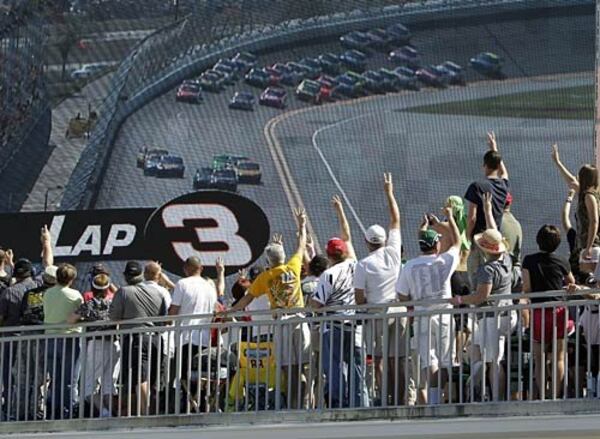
top-left (474, 229), bottom-right (507, 255)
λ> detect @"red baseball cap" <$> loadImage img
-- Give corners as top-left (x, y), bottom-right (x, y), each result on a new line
top-left (326, 238), bottom-right (347, 257)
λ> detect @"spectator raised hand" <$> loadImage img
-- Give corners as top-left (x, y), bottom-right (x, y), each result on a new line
top-left (487, 131), bottom-right (497, 152)
top-left (215, 256), bottom-right (225, 298)
top-left (40, 225), bottom-right (53, 267)
top-left (551, 144), bottom-right (579, 191)
top-left (271, 233), bottom-right (283, 246)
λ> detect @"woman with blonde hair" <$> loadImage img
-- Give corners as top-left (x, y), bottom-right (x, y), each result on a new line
top-left (552, 145), bottom-right (600, 276)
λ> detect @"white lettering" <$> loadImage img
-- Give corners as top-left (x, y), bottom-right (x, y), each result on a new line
top-left (103, 224), bottom-right (136, 255)
top-left (162, 204), bottom-right (252, 266)
top-left (49, 215), bottom-right (73, 257)
top-left (71, 225), bottom-right (102, 256)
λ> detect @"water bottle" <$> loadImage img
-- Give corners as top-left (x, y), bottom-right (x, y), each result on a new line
top-left (586, 372), bottom-right (596, 398)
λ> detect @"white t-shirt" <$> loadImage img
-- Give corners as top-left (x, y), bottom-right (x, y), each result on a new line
top-left (354, 228), bottom-right (402, 304)
top-left (395, 246), bottom-right (460, 310)
top-left (171, 275), bottom-right (217, 346)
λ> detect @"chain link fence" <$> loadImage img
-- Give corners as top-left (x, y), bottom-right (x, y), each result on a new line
top-left (57, 0), bottom-right (501, 210)
top-left (0, 1), bottom-right (49, 183)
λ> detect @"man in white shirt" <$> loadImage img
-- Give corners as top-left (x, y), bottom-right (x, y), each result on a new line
top-left (310, 196), bottom-right (368, 408)
top-left (168, 257), bottom-right (218, 385)
top-left (354, 173), bottom-right (406, 406)
top-left (396, 207), bottom-right (461, 405)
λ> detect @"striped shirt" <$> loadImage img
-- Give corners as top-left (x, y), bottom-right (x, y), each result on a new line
top-left (313, 259), bottom-right (356, 315)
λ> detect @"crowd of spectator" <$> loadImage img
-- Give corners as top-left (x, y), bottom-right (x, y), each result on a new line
top-left (0, 0), bottom-right (46, 162)
top-left (0, 132), bottom-right (600, 421)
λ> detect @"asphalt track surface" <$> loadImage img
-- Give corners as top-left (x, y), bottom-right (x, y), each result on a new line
top-left (10, 415), bottom-right (600, 438)
top-left (97, 11), bottom-right (594, 271)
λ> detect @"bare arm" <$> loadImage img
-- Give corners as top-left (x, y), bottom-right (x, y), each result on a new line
top-left (159, 270), bottom-right (176, 291)
top-left (483, 192), bottom-right (497, 231)
top-left (520, 268), bottom-right (531, 328)
top-left (488, 131), bottom-right (508, 179)
top-left (331, 196), bottom-right (356, 260)
top-left (67, 312), bottom-right (81, 325)
top-left (462, 283), bottom-right (492, 306)
top-left (384, 173), bottom-right (400, 230)
top-left (215, 257), bottom-right (225, 298)
top-left (467, 203), bottom-right (477, 241)
top-left (309, 298), bottom-right (324, 309)
top-left (40, 225), bottom-right (53, 267)
top-left (294, 207), bottom-right (308, 257)
top-left (561, 189), bottom-right (575, 233)
top-left (552, 144), bottom-right (579, 191)
top-left (443, 206), bottom-right (461, 250)
top-left (584, 193), bottom-right (599, 259)
top-left (303, 233), bottom-right (316, 267)
top-left (228, 293), bottom-right (255, 313)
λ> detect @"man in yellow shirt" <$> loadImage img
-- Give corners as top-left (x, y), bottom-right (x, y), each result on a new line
top-left (228, 208), bottom-right (310, 408)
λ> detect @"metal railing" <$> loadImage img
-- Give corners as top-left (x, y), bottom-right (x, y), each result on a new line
top-left (59, 0), bottom-right (592, 211)
top-left (1, 291), bottom-right (600, 423)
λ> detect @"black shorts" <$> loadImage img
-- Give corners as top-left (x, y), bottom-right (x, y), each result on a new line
top-left (120, 334), bottom-right (160, 387)
top-left (451, 271), bottom-right (471, 332)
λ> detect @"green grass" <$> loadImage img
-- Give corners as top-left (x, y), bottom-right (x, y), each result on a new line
top-left (408, 85), bottom-right (594, 120)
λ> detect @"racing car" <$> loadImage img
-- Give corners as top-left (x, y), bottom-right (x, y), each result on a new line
top-left (296, 79), bottom-right (326, 104)
top-left (270, 63), bottom-right (302, 86)
top-left (236, 161), bottom-right (262, 184)
top-left (213, 169), bottom-right (238, 192)
top-left (340, 31), bottom-right (372, 53)
top-left (192, 168), bottom-right (238, 192)
top-left (259, 87), bottom-right (287, 109)
top-left (229, 91), bottom-right (255, 111)
top-left (154, 155), bottom-right (185, 178)
top-left (199, 71), bottom-right (224, 92)
top-left (437, 61), bottom-right (466, 85)
top-left (175, 82), bottom-right (203, 104)
top-left (470, 52), bottom-right (505, 78)
top-left (416, 65), bottom-right (449, 88)
top-left (362, 70), bottom-right (393, 93)
top-left (391, 67), bottom-right (421, 90)
top-left (388, 45), bottom-right (421, 68)
top-left (366, 28), bottom-right (394, 50)
top-left (339, 49), bottom-right (367, 72)
top-left (298, 58), bottom-right (323, 79)
top-left (244, 68), bottom-right (273, 88)
top-left (137, 147), bottom-right (169, 168)
top-left (387, 23), bottom-right (411, 44)
top-left (232, 51), bottom-right (257, 73)
top-left (318, 53), bottom-right (342, 75)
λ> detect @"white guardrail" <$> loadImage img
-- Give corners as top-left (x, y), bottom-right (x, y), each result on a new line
top-left (60, 0), bottom-right (593, 211)
top-left (1, 291), bottom-right (600, 431)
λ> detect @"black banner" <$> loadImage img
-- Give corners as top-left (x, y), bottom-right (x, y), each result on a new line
top-left (0, 191), bottom-right (270, 277)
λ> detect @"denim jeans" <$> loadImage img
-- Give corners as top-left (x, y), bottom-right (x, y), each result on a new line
top-left (46, 337), bottom-right (80, 420)
top-left (322, 324), bottom-right (369, 408)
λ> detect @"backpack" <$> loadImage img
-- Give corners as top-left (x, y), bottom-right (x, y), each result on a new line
top-left (21, 286), bottom-right (46, 325)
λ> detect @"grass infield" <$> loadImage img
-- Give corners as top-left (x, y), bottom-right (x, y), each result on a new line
top-left (408, 85), bottom-right (593, 120)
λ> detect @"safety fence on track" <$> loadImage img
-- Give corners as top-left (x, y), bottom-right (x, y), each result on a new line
top-left (59, 0), bottom-right (594, 212)
top-left (1, 291), bottom-right (599, 424)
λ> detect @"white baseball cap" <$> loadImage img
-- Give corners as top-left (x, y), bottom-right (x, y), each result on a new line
top-left (365, 225), bottom-right (386, 245)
